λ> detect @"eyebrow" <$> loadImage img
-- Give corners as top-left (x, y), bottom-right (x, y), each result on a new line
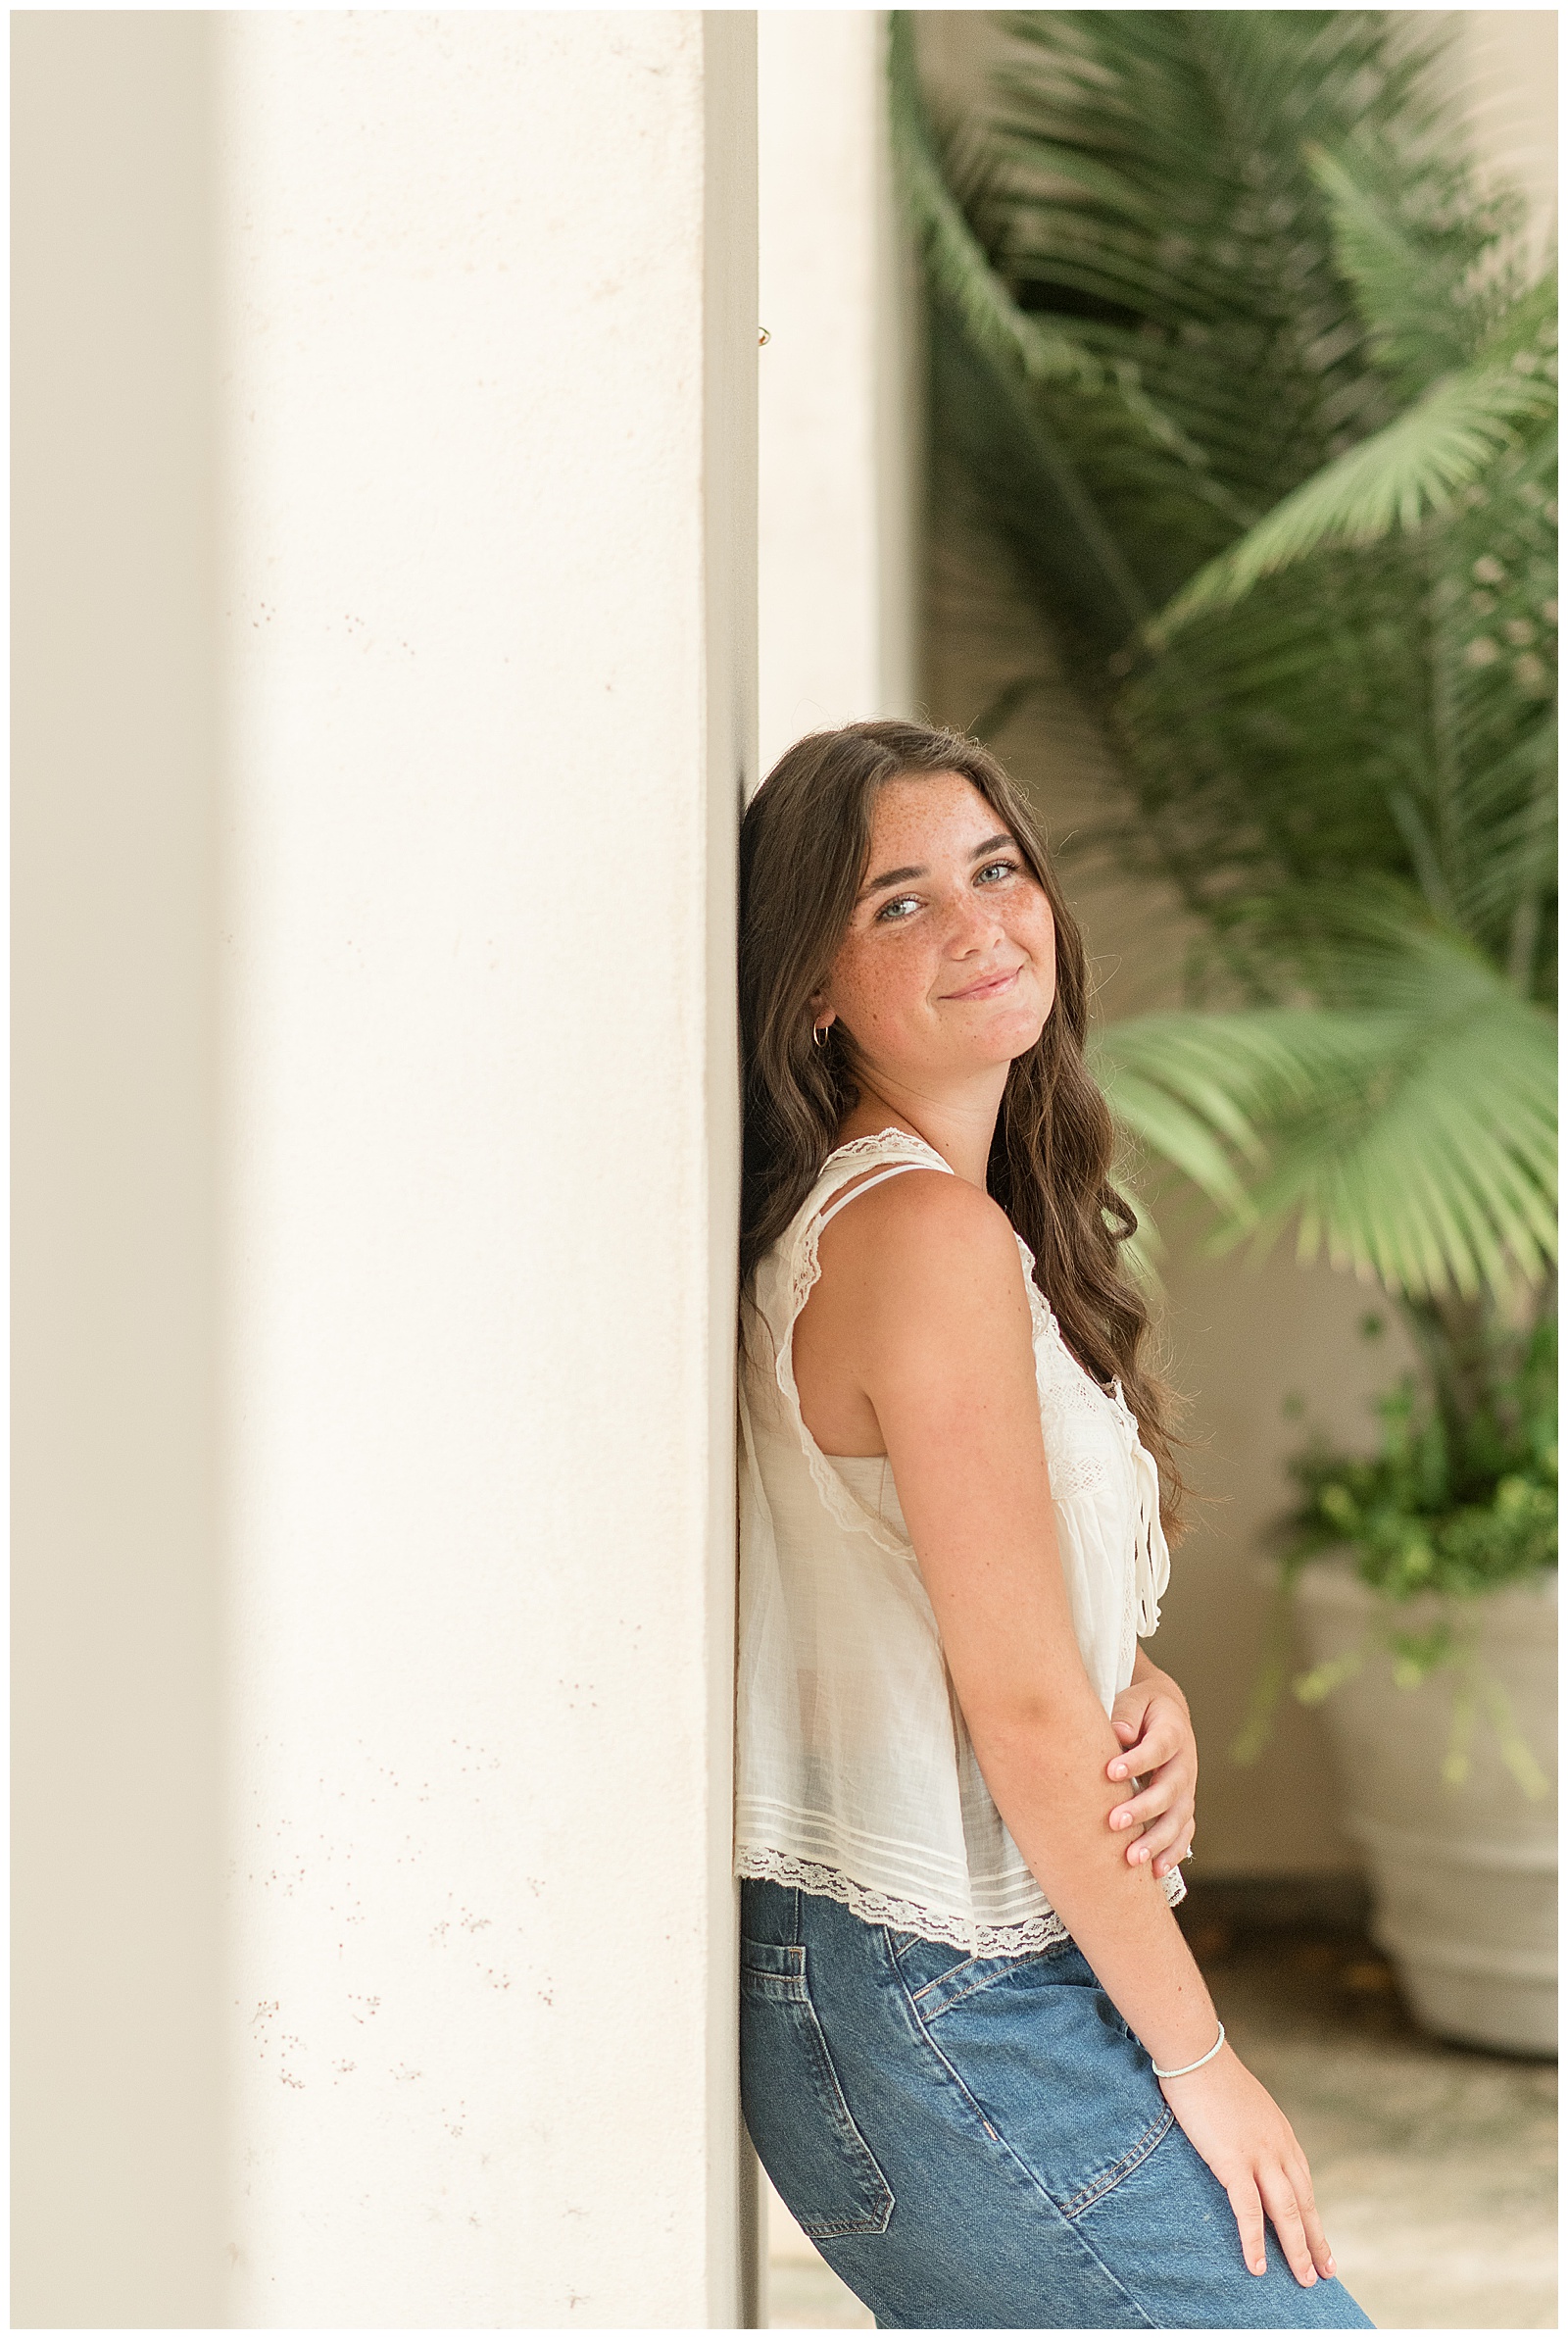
top-left (858, 832), bottom-right (1016, 902)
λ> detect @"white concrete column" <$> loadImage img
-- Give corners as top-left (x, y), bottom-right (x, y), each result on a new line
top-left (14, 10), bottom-right (756, 2327)
top-left (218, 13), bottom-right (755, 2325)
top-left (758, 9), bottom-right (919, 773)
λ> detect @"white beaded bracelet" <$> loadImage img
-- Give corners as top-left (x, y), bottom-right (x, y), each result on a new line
top-left (1151, 2020), bottom-right (1226, 2079)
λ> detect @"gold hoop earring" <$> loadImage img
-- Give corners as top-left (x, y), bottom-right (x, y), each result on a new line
top-left (812, 1020), bottom-right (829, 1048)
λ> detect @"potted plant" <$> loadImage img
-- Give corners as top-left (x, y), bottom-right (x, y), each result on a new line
top-left (892, 8), bottom-right (1557, 2047)
top-left (1233, 1310), bottom-right (1557, 2052)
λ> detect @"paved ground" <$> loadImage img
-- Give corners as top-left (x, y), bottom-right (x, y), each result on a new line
top-left (762, 1882), bottom-right (1557, 2331)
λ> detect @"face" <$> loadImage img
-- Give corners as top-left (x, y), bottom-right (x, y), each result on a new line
top-left (814, 771), bottom-right (1056, 1080)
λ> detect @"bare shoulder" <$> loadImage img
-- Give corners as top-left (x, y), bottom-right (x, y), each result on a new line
top-left (818, 1167), bottom-right (1029, 1335)
top-left (837, 1163), bottom-right (1013, 1254)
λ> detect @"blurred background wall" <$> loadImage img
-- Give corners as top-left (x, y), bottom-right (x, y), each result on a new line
top-left (13, 16), bottom-right (225, 2319)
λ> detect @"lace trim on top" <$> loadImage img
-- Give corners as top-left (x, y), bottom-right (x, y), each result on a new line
top-left (737, 1843), bottom-right (1189, 1957)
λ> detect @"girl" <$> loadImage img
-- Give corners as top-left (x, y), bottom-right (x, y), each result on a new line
top-left (735, 721), bottom-right (1371, 2330)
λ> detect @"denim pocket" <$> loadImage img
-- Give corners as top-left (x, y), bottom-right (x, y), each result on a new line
top-left (740, 1938), bottom-right (894, 2240)
top-left (903, 1943), bottom-right (1172, 2217)
top-left (903, 1939), bottom-right (1070, 2016)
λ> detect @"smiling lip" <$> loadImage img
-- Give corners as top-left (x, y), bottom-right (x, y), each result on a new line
top-left (944, 965), bottom-right (1023, 1003)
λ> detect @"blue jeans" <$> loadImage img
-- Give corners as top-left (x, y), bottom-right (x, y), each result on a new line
top-left (741, 1879), bottom-right (1374, 2330)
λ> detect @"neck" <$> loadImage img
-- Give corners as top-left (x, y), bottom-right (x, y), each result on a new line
top-left (840, 1063), bottom-right (1008, 1187)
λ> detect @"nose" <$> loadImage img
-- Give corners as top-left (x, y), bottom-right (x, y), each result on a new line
top-left (943, 884), bottom-right (1005, 955)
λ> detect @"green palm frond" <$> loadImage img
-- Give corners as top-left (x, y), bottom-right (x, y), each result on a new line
top-left (888, 21), bottom-right (1102, 402)
top-left (1090, 1024), bottom-right (1262, 1220)
top-left (896, 8), bottom-right (1557, 1317)
top-left (1107, 424), bottom-right (1556, 987)
top-left (894, 12), bottom-right (1440, 617)
top-left (1106, 544), bottom-right (1431, 926)
top-left (1308, 141), bottom-right (1523, 397)
top-left (985, 11), bottom-right (1424, 514)
top-left (1153, 294), bottom-right (1556, 633)
top-left (1096, 925), bottom-right (1556, 1302)
top-left (1446, 716), bottom-right (1557, 959)
top-left (890, 16), bottom-right (1193, 637)
top-left (1311, 143), bottom-right (1472, 390)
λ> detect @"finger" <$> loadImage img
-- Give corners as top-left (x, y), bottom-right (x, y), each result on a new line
top-left (1290, 2156), bottom-right (1336, 2279)
top-left (1224, 2176), bottom-right (1268, 2278)
top-left (1108, 1775), bottom-right (1180, 1830)
top-left (1151, 1831), bottom-right (1194, 1879)
top-left (1108, 1720), bottom-right (1171, 1775)
top-left (1129, 1824), bottom-right (1184, 1867)
top-left (1108, 1717), bottom-right (1183, 1778)
top-left (1127, 1811), bottom-right (1190, 1867)
top-left (1259, 2165), bottom-right (1318, 2288)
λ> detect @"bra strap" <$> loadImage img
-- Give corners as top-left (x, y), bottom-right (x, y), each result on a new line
top-left (816, 1159), bottom-right (940, 1231)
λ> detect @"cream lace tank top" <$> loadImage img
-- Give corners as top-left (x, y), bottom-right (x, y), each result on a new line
top-left (736, 1127), bottom-right (1187, 1956)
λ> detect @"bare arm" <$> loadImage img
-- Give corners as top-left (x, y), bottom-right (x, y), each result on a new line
top-left (817, 1171), bottom-right (1334, 2289)
top-left (848, 1178), bottom-right (1210, 2058)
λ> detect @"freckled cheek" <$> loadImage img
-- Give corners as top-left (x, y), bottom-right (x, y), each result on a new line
top-left (1026, 912), bottom-right (1057, 1015)
top-left (827, 944), bottom-right (934, 1044)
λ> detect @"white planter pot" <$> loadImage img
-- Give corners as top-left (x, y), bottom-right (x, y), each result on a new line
top-left (1290, 1559), bottom-right (1557, 2056)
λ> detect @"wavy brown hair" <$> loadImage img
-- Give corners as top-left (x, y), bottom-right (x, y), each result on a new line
top-left (740, 719), bottom-right (1185, 1537)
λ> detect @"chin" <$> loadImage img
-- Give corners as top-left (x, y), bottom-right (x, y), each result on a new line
top-left (988, 1004), bottom-right (1052, 1061)
top-left (956, 1026), bottom-right (1045, 1074)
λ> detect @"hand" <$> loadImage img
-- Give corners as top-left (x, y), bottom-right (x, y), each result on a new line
top-left (1158, 2043), bottom-right (1336, 2289)
top-left (1105, 1673), bottom-right (1196, 1880)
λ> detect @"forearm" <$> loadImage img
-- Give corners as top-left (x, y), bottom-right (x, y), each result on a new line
top-left (970, 1692), bottom-right (1216, 2069)
top-left (971, 1690), bottom-right (1336, 2291)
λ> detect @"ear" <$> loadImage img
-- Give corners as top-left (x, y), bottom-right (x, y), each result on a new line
top-left (808, 990), bottom-right (835, 1030)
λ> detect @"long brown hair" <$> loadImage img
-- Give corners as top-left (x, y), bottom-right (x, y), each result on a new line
top-left (739, 719), bottom-right (1185, 1536)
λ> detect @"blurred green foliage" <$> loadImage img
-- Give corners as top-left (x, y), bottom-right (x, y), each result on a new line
top-left (892, 9), bottom-right (1556, 1314)
top-left (1286, 1314), bottom-right (1557, 1602)
top-left (892, 13), bottom-right (1557, 1632)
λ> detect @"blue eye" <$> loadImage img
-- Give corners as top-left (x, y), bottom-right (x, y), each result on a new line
top-left (976, 859), bottom-right (1018, 884)
top-left (874, 894), bottom-right (921, 922)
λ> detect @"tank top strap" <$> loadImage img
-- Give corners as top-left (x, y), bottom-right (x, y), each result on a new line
top-left (764, 1128), bottom-right (954, 1336)
top-left (805, 1126), bottom-right (953, 1219)
top-left (816, 1157), bottom-right (935, 1231)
